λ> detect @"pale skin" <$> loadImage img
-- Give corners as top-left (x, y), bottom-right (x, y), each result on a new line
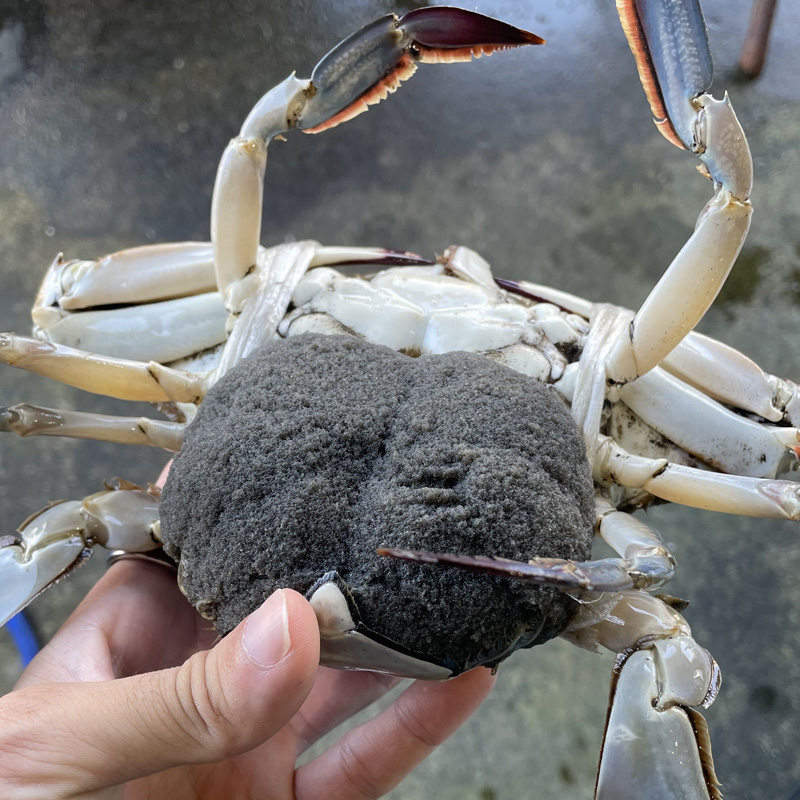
top-left (0, 468), bottom-right (495, 800)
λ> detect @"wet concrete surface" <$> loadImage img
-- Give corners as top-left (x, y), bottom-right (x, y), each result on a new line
top-left (1, 1), bottom-right (800, 798)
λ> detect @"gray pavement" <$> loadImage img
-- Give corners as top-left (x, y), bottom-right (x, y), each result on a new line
top-left (1, 1), bottom-right (799, 798)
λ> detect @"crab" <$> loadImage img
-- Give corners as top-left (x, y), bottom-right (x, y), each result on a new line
top-left (1, 1), bottom-right (800, 798)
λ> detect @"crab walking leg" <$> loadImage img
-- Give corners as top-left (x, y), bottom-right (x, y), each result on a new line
top-left (663, 333), bottom-right (800, 427)
top-left (590, 592), bottom-right (721, 800)
top-left (0, 335), bottom-right (208, 403)
top-left (36, 242), bottom-right (432, 314)
top-left (594, 494), bottom-right (676, 584)
top-left (308, 246), bottom-right (435, 270)
top-left (660, 330), bottom-right (784, 421)
top-left (210, 8), bottom-right (542, 302)
top-left (1, 404), bottom-right (186, 450)
top-left (214, 241), bottom-right (319, 381)
top-left (498, 278), bottom-right (800, 425)
top-left (0, 485), bottom-right (161, 627)
top-left (619, 367), bottom-right (799, 478)
top-left (606, 0), bottom-right (753, 384)
top-left (381, 495), bottom-right (677, 593)
top-left (34, 243), bottom-right (218, 314)
top-left (35, 292), bottom-right (228, 364)
top-left (595, 435), bottom-right (800, 518)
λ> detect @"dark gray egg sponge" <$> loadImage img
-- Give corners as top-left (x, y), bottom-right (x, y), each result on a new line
top-left (160, 333), bottom-right (594, 670)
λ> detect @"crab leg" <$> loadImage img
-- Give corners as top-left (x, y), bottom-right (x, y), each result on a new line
top-left (34, 243), bottom-right (427, 314)
top-left (606, 0), bottom-right (753, 384)
top-left (214, 241), bottom-right (319, 381)
top-left (660, 330), bottom-right (784, 421)
top-left (0, 335), bottom-right (207, 403)
top-left (210, 8), bottom-right (542, 302)
top-left (31, 244), bottom-right (429, 365)
top-left (596, 435), bottom-right (800, 518)
top-left (499, 277), bottom-right (800, 425)
top-left (619, 367), bottom-right (799, 478)
top-left (35, 293), bottom-right (228, 364)
top-left (380, 495), bottom-right (677, 593)
top-left (588, 592), bottom-right (722, 800)
top-left (0, 483), bottom-right (161, 627)
top-left (34, 244), bottom-right (218, 313)
top-left (1, 404), bottom-right (186, 450)
top-left (663, 334), bottom-right (800, 427)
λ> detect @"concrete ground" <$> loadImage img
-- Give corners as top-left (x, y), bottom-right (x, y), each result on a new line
top-left (1, 1), bottom-right (799, 798)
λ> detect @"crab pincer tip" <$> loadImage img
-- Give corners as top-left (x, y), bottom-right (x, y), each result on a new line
top-left (377, 547), bottom-right (445, 565)
top-left (400, 7), bottom-right (544, 62)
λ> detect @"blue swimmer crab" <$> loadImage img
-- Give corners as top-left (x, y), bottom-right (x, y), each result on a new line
top-left (2, 2), bottom-right (800, 797)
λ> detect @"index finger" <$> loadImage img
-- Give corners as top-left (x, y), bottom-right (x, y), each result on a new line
top-left (295, 667), bottom-right (495, 800)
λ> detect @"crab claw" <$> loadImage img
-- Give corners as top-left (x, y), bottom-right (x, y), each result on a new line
top-left (300, 7), bottom-right (543, 133)
top-left (0, 505), bottom-right (91, 627)
top-left (617, 0), bottom-right (751, 198)
top-left (0, 486), bottom-right (161, 627)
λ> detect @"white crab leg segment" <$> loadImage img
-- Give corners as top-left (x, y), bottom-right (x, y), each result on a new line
top-left (213, 241), bottom-right (319, 382)
top-left (34, 292), bottom-right (228, 364)
top-left (607, 0), bottom-right (753, 384)
top-left (620, 368), bottom-right (798, 478)
top-left (211, 9), bottom-right (541, 298)
top-left (594, 495), bottom-right (676, 586)
top-left (661, 330), bottom-right (784, 422)
top-left (308, 246), bottom-right (434, 269)
top-left (0, 335), bottom-right (207, 403)
top-left (211, 134), bottom-right (270, 304)
top-left (496, 277), bottom-right (594, 318)
top-left (606, 191), bottom-right (750, 383)
top-left (1, 404), bottom-right (186, 450)
top-left (592, 592), bottom-right (721, 800)
top-left (596, 435), bottom-right (800, 518)
top-left (34, 243), bottom-right (217, 314)
top-left (0, 486), bottom-right (161, 627)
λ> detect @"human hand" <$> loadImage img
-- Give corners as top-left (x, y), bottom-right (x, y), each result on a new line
top-left (0, 476), bottom-right (494, 800)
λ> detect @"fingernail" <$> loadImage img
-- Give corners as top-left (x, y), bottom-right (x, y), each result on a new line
top-left (242, 589), bottom-right (291, 668)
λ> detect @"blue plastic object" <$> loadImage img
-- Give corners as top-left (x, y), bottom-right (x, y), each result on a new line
top-left (6, 611), bottom-right (39, 667)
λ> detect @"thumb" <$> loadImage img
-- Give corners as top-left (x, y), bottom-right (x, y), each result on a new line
top-left (0, 589), bottom-right (320, 794)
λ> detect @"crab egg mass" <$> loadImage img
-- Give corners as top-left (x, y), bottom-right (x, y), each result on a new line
top-left (161, 334), bottom-right (594, 672)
